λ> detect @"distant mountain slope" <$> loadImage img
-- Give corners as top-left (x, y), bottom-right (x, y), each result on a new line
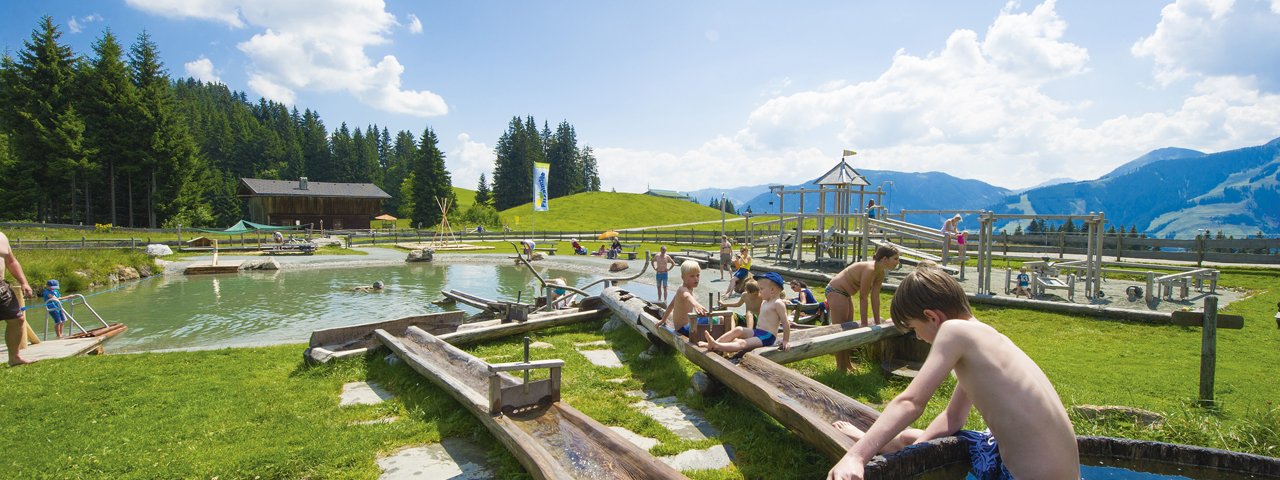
top-left (1100, 147), bottom-right (1204, 180)
top-left (738, 169), bottom-right (1010, 224)
top-left (684, 185), bottom-right (773, 208)
top-left (1012, 177), bottom-right (1076, 194)
top-left (988, 137), bottom-right (1280, 238)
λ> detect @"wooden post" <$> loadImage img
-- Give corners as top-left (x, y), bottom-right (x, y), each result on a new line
top-left (1199, 296), bottom-right (1218, 405)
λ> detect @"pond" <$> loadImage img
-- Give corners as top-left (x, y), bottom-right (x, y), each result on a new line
top-left (61, 262), bottom-right (654, 353)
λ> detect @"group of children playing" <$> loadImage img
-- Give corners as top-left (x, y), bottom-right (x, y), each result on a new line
top-left (652, 241), bottom-right (1079, 479)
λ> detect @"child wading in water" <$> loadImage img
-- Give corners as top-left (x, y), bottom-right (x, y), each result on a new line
top-left (657, 260), bottom-right (709, 338)
top-left (700, 272), bottom-right (789, 353)
top-left (826, 263), bottom-right (1079, 480)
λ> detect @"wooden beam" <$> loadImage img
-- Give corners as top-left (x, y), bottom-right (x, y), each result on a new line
top-left (1171, 311), bottom-right (1243, 329)
top-left (438, 308), bottom-right (610, 345)
top-left (757, 324), bottom-right (902, 364)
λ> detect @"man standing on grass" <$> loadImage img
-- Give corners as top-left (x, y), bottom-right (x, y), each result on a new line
top-left (651, 245), bottom-right (678, 303)
top-left (1, 231), bottom-right (34, 366)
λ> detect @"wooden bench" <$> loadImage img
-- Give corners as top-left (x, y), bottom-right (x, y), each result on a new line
top-left (537, 242), bottom-right (558, 256)
top-left (261, 242), bottom-right (318, 255)
top-left (620, 244), bottom-right (640, 260)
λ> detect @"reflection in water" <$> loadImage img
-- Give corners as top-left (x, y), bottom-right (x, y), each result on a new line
top-left (91, 262), bottom-right (657, 353)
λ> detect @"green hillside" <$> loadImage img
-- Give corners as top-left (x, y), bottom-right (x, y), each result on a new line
top-left (452, 186), bottom-right (477, 210)
top-left (499, 191), bottom-right (740, 230)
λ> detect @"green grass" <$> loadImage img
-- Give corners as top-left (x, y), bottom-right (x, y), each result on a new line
top-left (498, 192), bottom-right (740, 231)
top-left (4, 254), bottom-right (1278, 477)
top-left (14, 249), bottom-right (158, 294)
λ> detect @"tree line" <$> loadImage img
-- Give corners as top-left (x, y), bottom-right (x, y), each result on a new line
top-left (0, 17), bottom-right (601, 231)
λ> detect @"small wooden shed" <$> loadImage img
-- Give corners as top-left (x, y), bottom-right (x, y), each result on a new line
top-left (186, 236), bottom-right (214, 248)
top-left (238, 177), bottom-right (391, 230)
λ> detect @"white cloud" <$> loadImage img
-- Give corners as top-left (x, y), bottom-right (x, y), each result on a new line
top-left (184, 57), bottom-right (222, 84)
top-left (447, 133), bottom-right (496, 193)
top-left (598, 0), bottom-right (1280, 192)
top-left (1132, 0), bottom-right (1280, 87)
top-left (407, 13), bottom-right (422, 33)
top-left (68, 14), bottom-right (103, 34)
top-left (127, 0), bottom-right (447, 116)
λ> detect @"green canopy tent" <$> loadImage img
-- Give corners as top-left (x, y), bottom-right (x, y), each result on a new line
top-left (190, 220), bottom-right (301, 248)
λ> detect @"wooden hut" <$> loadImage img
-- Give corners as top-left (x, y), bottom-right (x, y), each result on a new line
top-left (238, 177), bottom-right (391, 230)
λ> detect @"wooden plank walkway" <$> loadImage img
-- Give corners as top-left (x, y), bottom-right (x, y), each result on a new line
top-left (0, 336), bottom-right (110, 363)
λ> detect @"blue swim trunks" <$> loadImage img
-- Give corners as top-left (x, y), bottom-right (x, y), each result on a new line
top-left (676, 324), bottom-right (690, 337)
top-left (655, 272), bottom-right (669, 286)
top-left (752, 328), bottom-right (777, 347)
top-left (733, 268), bottom-right (749, 280)
top-left (49, 309), bottom-right (66, 324)
top-left (955, 429), bottom-right (1013, 480)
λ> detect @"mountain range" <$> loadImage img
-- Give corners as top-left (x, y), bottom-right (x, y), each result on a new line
top-left (679, 137), bottom-right (1280, 238)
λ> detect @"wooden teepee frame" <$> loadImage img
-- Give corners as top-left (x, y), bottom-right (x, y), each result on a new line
top-left (433, 197), bottom-right (457, 247)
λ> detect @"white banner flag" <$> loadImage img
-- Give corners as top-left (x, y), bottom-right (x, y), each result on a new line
top-left (533, 162), bottom-right (549, 211)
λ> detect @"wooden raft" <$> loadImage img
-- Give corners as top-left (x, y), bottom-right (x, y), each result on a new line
top-left (601, 287), bottom-right (881, 461)
top-left (376, 326), bottom-right (685, 480)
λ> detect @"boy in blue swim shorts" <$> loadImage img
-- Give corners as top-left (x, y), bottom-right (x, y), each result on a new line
top-left (827, 263), bottom-right (1079, 480)
top-left (657, 260), bottom-right (709, 338)
top-left (650, 245), bottom-right (678, 303)
top-left (699, 271), bottom-right (789, 353)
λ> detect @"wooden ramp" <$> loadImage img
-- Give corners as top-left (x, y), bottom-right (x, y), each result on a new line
top-left (377, 326), bottom-right (685, 480)
top-left (756, 322), bottom-right (902, 364)
top-left (440, 289), bottom-right (533, 312)
top-left (1, 324), bottom-right (127, 363)
top-left (601, 287), bottom-right (881, 461)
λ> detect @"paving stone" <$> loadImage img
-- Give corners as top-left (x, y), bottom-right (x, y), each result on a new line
top-left (528, 341), bottom-right (554, 349)
top-left (340, 381), bottom-right (394, 406)
top-left (631, 396), bottom-right (720, 440)
top-left (660, 444), bottom-right (734, 471)
top-left (377, 438), bottom-right (493, 480)
top-left (624, 390), bottom-right (646, 398)
top-left (609, 426), bottom-right (659, 451)
top-left (605, 378), bottom-right (628, 384)
top-left (577, 349), bottom-right (625, 368)
top-left (573, 340), bottom-right (609, 347)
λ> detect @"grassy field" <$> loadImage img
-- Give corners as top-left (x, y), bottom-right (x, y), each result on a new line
top-left (12, 249), bottom-right (158, 294)
top-left (498, 192), bottom-right (739, 231)
top-left (3, 267), bottom-right (1278, 478)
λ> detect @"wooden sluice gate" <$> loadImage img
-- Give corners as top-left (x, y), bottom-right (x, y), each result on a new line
top-left (600, 287), bottom-right (884, 461)
top-left (376, 327), bottom-right (685, 480)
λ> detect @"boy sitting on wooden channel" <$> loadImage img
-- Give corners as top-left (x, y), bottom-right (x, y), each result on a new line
top-left (657, 260), bottom-right (710, 338)
top-left (826, 262), bottom-right (1078, 480)
top-left (699, 272), bottom-right (790, 353)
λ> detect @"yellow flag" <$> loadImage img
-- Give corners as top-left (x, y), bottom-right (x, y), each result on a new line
top-left (842, 149), bottom-right (857, 157)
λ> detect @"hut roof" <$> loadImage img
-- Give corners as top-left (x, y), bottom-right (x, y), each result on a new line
top-left (238, 178), bottom-right (391, 199)
top-left (814, 159), bottom-right (870, 187)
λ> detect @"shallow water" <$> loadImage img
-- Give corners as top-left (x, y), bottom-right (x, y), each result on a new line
top-left (54, 262), bottom-right (654, 353)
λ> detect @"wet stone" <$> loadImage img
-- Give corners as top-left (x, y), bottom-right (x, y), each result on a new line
top-left (377, 438), bottom-right (493, 480)
top-left (577, 349), bottom-right (625, 368)
top-left (660, 444), bottom-right (735, 471)
top-left (631, 396), bottom-right (720, 440)
top-left (573, 340), bottom-right (609, 347)
top-left (340, 381), bottom-right (394, 406)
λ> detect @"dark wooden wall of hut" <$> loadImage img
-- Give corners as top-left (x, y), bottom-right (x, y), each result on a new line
top-left (246, 196), bottom-right (381, 230)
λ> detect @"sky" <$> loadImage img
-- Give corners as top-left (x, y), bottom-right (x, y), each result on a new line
top-left (3, 0), bottom-right (1279, 193)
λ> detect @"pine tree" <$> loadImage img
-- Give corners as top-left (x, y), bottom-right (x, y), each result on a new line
top-left (384, 130), bottom-right (416, 216)
top-left (411, 127), bottom-right (452, 228)
top-left (475, 173), bottom-right (491, 206)
top-left (580, 145), bottom-right (600, 192)
top-left (330, 123), bottom-right (354, 182)
top-left (0, 16), bottom-right (89, 223)
top-left (492, 116), bottom-right (538, 210)
top-left (546, 121), bottom-right (583, 197)
top-left (81, 29), bottom-right (143, 226)
top-left (301, 109), bottom-right (331, 181)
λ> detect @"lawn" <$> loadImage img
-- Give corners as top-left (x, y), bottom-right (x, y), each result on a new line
top-left (2, 252), bottom-right (1277, 478)
top-left (498, 192), bottom-right (739, 231)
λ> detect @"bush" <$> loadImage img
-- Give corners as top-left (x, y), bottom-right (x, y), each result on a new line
top-left (457, 204), bottom-right (500, 228)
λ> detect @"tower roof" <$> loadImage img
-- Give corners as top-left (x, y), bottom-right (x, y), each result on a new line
top-left (815, 159), bottom-right (870, 186)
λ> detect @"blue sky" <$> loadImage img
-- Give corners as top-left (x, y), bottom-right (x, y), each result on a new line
top-left (3, 0), bottom-right (1279, 193)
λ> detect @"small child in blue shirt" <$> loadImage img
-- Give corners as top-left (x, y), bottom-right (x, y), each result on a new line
top-left (1012, 267), bottom-right (1031, 298)
top-left (41, 279), bottom-right (66, 338)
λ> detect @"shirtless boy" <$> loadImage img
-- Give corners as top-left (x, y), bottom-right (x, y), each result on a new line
top-left (719, 235), bottom-right (733, 281)
top-left (826, 263), bottom-right (1078, 480)
top-left (700, 272), bottom-right (789, 353)
top-left (826, 245), bottom-right (900, 371)
top-left (651, 245), bottom-right (678, 303)
top-left (657, 260), bottom-right (709, 338)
